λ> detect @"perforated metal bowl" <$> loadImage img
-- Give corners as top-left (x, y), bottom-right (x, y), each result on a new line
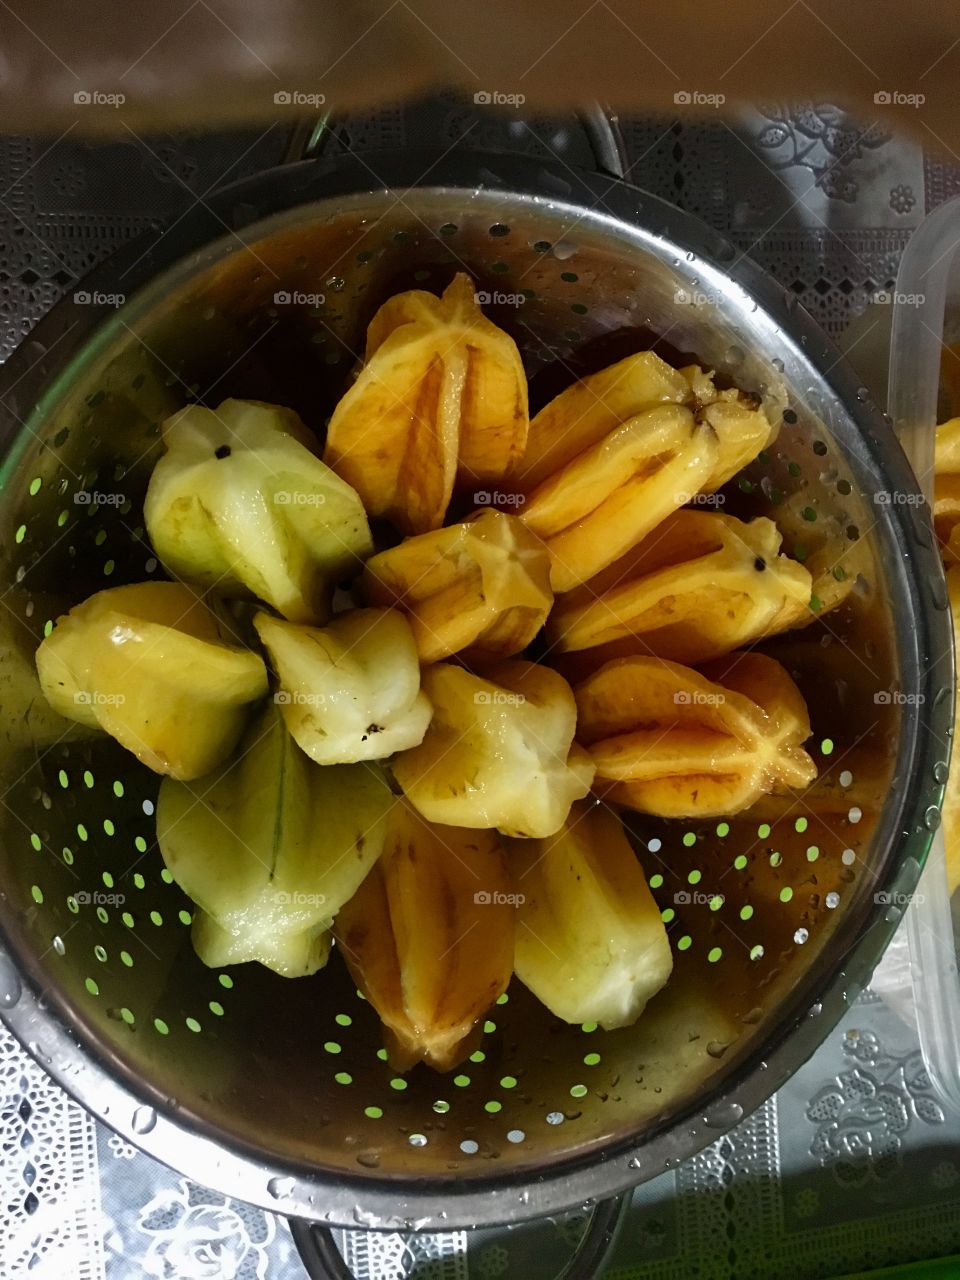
top-left (0, 148), bottom-right (950, 1248)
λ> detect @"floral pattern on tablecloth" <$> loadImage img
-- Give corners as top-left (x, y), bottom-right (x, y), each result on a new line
top-left (754, 103), bottom-right (891, 205)
top-left (806, 1030), bottom-right (945, 1185)
top-left (135, 1180), bottom-right (275, 1280)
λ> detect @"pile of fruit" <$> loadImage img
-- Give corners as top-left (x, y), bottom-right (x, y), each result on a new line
top-left (35, 273), bottom-right (826, 1072)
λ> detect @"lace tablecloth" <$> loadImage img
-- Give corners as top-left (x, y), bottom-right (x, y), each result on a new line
top-left (2, 99), bottom-right (960, 1280)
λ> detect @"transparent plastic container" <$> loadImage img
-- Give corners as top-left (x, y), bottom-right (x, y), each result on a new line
top-left (889, 194), bottom-right (960, 1113)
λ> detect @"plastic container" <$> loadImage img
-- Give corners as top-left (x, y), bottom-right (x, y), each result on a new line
top-left (889, 194), bottom-right (960, 1113)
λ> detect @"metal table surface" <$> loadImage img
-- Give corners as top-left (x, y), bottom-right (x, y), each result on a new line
top-left (1, 97), bottom-right (960, 1280)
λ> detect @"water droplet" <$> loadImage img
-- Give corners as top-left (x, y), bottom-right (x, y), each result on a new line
top-left (552, 240), bottom-right (576, 260)
top-left (664, 1155), bottom-right (681, 1169)
top-left (702, 1101), bottom-right (743, 1128)
top-left (771, 357), bottom-right (785, 373)
top-left (355, 1152), bottom-right (380, 1170)
top-left (326, 276), bottom-right (346, 293)
top-left (885, 904), bottom-right (903, 924)
top-left (707, 1040), bottom-right (731, 1059)
top-left (725, 344), bottom-right (746, 365)
top-left (808, 1002), bottom-right (823, 1018)
top-left (855, 386), bottom-right (870, 402)
top-left (267, 1176), bottom-right (296, 1199)
top-left (925, 806), bottom-right (941, 831)
top-left (935, 762), bottom-right (949, 785)
top-left (131, 1106), bottom-right (156, 1135)
top-left (352, 1204), bottom-right (380, 1225)
top-left (627, 1156), bottom-right (642, 1169)
top-left (0, 954), bottom-right (22, 1009)
top-left (741, 1007), bottom-right (763, 1025)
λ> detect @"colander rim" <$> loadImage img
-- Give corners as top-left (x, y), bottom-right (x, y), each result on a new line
top-left (0, 146), bottom-right (950, 1230)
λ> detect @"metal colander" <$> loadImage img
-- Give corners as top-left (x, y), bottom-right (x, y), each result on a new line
top-left (0, 146), bottom-right (951, 1257)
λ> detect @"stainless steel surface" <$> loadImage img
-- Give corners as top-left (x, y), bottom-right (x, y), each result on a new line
top-left (0, 146), bottom-right (950, 1232)
top-left (291, 1194), bottom-right (630, 1280)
